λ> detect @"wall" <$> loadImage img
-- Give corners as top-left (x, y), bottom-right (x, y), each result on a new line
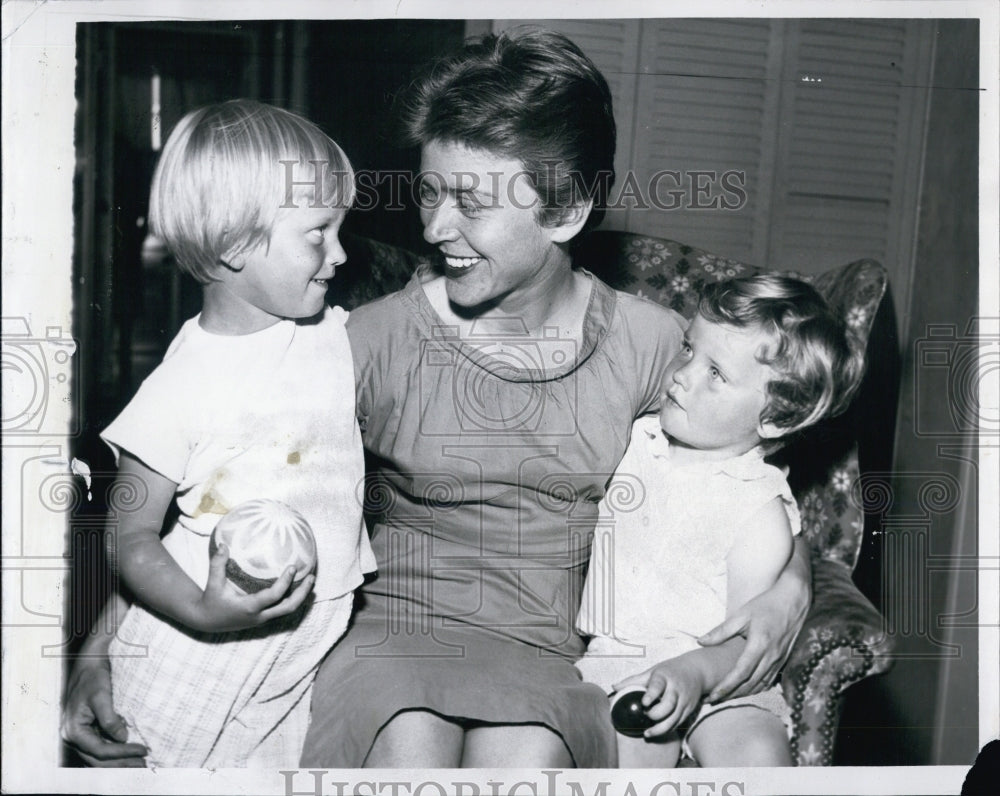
top-left (836, 19), bottom-right (981, 766)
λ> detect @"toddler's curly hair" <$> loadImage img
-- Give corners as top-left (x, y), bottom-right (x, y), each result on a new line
top-left (698, 274), bottom-right (866, 446)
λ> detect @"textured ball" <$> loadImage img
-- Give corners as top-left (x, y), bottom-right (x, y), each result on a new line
top-left (610, 688), bottom-right (655, 738)
top-left (209, 499), bottom-right (317, 594)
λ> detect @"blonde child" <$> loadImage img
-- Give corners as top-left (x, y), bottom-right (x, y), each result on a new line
top-left (100, 100), bottom-right (375, 767)
top-left (576, 274), bottom-right (864, 768)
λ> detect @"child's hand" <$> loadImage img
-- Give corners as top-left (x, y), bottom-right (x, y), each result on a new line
top-left (613, 660), bottom-right (705, 738)
top-left (191, 543), bottom-right (315, 632)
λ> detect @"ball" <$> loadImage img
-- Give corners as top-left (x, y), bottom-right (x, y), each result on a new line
top-left (209, 499), bottom-right (317, 594)
top-left (610, 688), bottom-right (655, 738)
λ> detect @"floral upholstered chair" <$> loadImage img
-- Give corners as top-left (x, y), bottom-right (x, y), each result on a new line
top-left (335, 230), bottom-right (896, 766)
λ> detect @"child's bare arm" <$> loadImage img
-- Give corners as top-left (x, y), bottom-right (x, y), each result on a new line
top-left (108, 451), bottom-right (314, 633)
top-left (724, 496), bottom-right (795, 615)
top-left (612, 498), bottom-right (793, 736)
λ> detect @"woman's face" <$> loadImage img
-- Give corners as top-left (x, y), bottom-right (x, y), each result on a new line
top-left (418, 139), bottom-right (578, 312)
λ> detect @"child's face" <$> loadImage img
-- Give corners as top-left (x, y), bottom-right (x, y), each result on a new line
top-left (659, 314), bottom-right (778, 459)
top-left (226, 205), bottom-right (346, 326)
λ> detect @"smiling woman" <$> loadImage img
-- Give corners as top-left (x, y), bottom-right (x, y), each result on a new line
top-left (296, 30), bottom-right (685, 769)
top-left (417, 140), bottom-right (591, 329)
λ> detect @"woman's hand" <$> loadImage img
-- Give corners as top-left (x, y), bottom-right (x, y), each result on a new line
top-left (697, 538), bottom-right (811, 701)
top-left (60, 658), bottom-right (148, 767)
top-left (613, 660), bottom-right (704, 738)
top-left (190, 543), bottom-right (315, 633)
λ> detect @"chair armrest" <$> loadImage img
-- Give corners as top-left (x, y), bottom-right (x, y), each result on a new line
top-left (782, 557), bottom-right (895, 765)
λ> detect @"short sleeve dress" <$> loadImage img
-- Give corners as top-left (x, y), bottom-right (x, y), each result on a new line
top-left (300, 271), bottom-right (684, 768)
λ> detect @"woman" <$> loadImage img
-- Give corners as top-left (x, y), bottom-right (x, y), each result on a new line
top-left (62, 29), bottom-right (810, 769)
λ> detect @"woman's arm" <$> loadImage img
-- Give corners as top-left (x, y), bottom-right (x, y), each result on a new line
top-left (110, 452), bottom-right (313, 633)
top-left (60, 590), bottom-right (148, 766)
top-left (698, 513), bottom-right (810, 702)
top-left (613, 498), bottom-right (793, 735)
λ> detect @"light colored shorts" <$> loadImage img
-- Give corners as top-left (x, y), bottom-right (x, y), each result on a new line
top-left (577, 635), bottom-right (792, 760)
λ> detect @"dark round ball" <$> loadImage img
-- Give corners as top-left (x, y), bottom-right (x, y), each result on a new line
top-left (610, 689), bottom-right (655, 738)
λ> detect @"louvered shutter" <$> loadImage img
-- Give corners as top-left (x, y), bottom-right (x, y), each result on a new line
top-left (769, 19), bottom-right (932, 301)
top-left (626, 19), bottom-right (780, 257)
top-left (486, 19), bottom-right (931, 287)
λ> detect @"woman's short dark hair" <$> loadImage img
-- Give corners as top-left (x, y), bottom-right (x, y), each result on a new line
top-left (401, 28), bottom-right (616, 233)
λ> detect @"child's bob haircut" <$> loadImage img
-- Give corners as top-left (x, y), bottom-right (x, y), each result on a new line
top-left (150, 99), bottom-right (354, 284)
top-left (698, 274), bottom-right (866, 444)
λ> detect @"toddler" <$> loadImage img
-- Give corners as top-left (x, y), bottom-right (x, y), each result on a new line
top-left (576, 274), bottom-right (864, 768)
top-left (101, 100), bottom-right (375, 767)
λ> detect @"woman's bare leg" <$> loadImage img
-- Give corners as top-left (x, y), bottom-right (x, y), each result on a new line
top-left (686, 707), bottom-right (792, 767)
top-left (363, 710), bottom-right (464, 767)
top-left (462, 723), bottom-right (574, 767)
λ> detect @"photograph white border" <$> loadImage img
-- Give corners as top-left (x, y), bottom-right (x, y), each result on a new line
top-left (2, 1), bottom-right (997, 793)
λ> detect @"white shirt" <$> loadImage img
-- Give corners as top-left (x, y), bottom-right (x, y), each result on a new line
top-left (576, 415), bottom-right (800, 690)
top-left (102, 306), bottom-right (375, 600)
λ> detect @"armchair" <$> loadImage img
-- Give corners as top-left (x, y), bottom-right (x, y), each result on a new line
top-left (334, 229), bottom-right (896, 767)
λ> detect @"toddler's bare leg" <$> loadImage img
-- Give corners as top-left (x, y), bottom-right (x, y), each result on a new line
top-left (363, 710), bottom-right (464, 767)
top-left (616, 730), bottom-right (682, 768)
top-left (686, 707), bottom-right (792, 767)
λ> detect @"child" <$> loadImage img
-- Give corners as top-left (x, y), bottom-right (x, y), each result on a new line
top-left (575, 274), bottom-right (864, 768)
top-left (101, 100), bottom-right (375, 767)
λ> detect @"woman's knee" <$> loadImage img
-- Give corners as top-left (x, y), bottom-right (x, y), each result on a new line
top-left (364, 710), bottom-right (465, 768)
top-left (463, 723), bottom-right (574, 767)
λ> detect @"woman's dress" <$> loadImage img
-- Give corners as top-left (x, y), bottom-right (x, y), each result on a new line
top-left (300, 271), bottom-right (684, 767)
